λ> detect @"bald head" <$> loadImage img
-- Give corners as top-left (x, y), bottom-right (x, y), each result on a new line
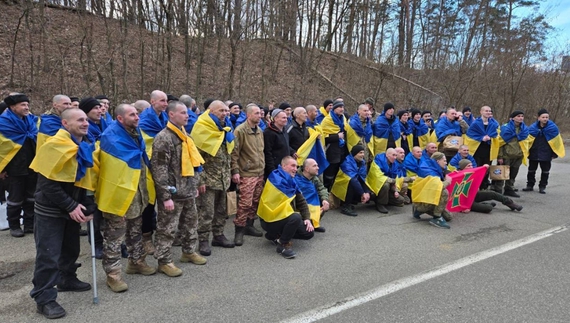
top-left (150, 90), bottom-right (168, 113)
top-left (61, 108), bottom-right (89, 139)
top-left (302, 158), bottom-right (319, 178)
top-left (52, 94), bottom-right (72, 115)
top-left (133, 100), bottom-right (151, 114)
top-left (426, 142), bottom-right (437, 156)
top-left (386, 148), bottom-right (398, 163)
top-left (394, 147), bottom-right (405, 162)
top-left (209, 100), bottom-right (230, 122)
top-left (412, 146), bottom-right (423, 159)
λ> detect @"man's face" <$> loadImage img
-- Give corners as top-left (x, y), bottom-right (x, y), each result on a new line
top-left (395, 149), bottom-right (405, 162)
top-left (99, 99), bottom-right (110, 114)
top-left (354, 150), bottom-right (365, 162)
top-left (210, 103), bottom-right (230, 122)
top-left (305, 160), bottom-right (319, 177)
top-left (259, 108), bottom-right (265, 119)
top-left (10, 102), bottom-right (30, 118)
top-left (456, 111), bottom-right (464, 121)
top-left (284, 107), bottom-right (292, 117)
top-left (399, 112), bottom-right (409, 122)
top-left (71, 101), bottom-right (80, 109)
top-left (512, 114), bottom-right (524, 124)
top-left (54, 97), bottom-right (72, 114)
top-left (295, 109), bottom-right (307, 124)
top-left (282, 159), bottom-right (298, 177)
top-left (464, 162), bottom-right (473, 169)
top-left (385, 108), bottom-right (394, 118)
top-left (423, 113), bottom-right (432, 122)
top-left (64, 110), bottom-right (89, 138)
top-left (118, 106), bottom-right (140, 130)
top-left (464, 110), bottom-right (471, 117)
top-left (151, 94), bottom-right (168, 112)
top-left (358, 106), bottom-right (369, 119)
top-left (170, 104), bottom-right (189, 127)
top-left (413, 113), bottom-right (421, 122)
top-left (248, 106), bottom-right (261, 125)
top-left (538, 113), bottom-right (549, 125)
top-left (426, 143), bottom-right (437, 155)
top-left (446, 109), bottom-right (457, 121)
top-left (325, 103), bottom-right (333, 112)
top-left (230, 105), bottom-right (241, 115)
top-left (273, 111), bottom-right (288, 128)
top-left (386, 151), bottom-right (398, 163)
top-left (333, 106), bottom-right (344, 116)
top-left (307, 108), bottom-right (317, 121)
top-left (412, 148), bottom-right (423, 159)
top-left (480, 106), bottom-right (492, 119)
top-left (459, 146), bottom-right (469, 157)
top-left (437, 157), bottom-right (447, 169)
top-left (87, 105), bottom-right (102, 123)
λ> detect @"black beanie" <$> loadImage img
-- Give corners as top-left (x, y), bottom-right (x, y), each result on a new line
top-left (69, 96), bottom-right (80, 103)
top-left (79, 97), bottom-right (100, 114)
top-left (351, 144), bottom-right (365, 157)
top-left (462, 106), bottom-right (471, 113)
top-left (203, 98), bottom-right (214, 110)
top-left (332, 100), bottom-right (344, 111)
top-left (323, 99), bottom-right (333, 108)
top-left (509, 110), bottom-right (524, 119)
top-left (94, 95), bottom-right (109, 101)
top-left (397, 110), bottom-right (409, 119)
top-left (410, 108), bottom-right (422, 118)
top-left (4, 94), bottom-right (30, 107)
top-left (0, 102), bottom-right (7, 114)
top-left (537, 108), bottom-right (548, 117)
top-left (167, 94), bottom-right (179, 102)
top-left (278, 102), bottom-right (292, 110)
top-left (384, 102), bottom-right (395, 112)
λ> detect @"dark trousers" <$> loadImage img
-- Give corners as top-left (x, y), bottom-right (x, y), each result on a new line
top-left (260, 213), bottom-right (314, 244)
top-left (323, 163), bottom-right (340, 191)
top-left (141, 203), bottom-right (157, 234)
top-left (6, 174), bottom-right (36, 229)
top-left (527, 160), bottom-right (551, 188)
top-left (470, 190), bottom-right (512, 213)
top-left (30, 213), bottom-right (81, 305)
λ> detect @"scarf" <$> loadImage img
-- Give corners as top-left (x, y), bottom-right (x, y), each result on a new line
top-left (166, 121), bottom-right (205, 176)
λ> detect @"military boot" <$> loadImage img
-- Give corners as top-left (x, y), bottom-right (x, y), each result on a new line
top-left (106, 270), bottom-right (128, 293)
top-left (158, 263), bottom-right (183, 277)
top-left (180, 252), bottom-right (207, 265)
top-left (142, 232), bottom-right (155, 255)
top-left (125, 258), bottom-right (156, 275)
top-left (234, 226), bottom-right (245, 246)
top-left (244, 219), bottom-right (263, 237)
top-left (211, 234), bottom-right (235, 248)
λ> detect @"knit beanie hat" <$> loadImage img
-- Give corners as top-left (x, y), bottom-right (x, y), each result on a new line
top-left (351, 144), bottom-right (364, 157)
top-left (462, 106), bottom-right (471, 113)
top-left (278, 102), bottom-right (292, 111)
top-left (458, 159), bottom-right (472, 170)
top-left (271, 109), bottom-right (285, 120)
top-left (332, 100), bottom-right (344, 111)
top-left (4, 94), bottom-right (29, 106)
top-left (79, 97), bottom-right (100, 114)
top-left (431, 152), bottom-right (445, 161)
top-left (323, 99), bottom-right (334, 108)
top-left (384, 102), bottom-right (395, 112)
top-left (537, 108), bottom-right (548, 117)
top-left (509, 110), bottom-right (524, 119)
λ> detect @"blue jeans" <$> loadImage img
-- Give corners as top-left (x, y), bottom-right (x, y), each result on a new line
top-left (30, 213), bottom-right (80, 305)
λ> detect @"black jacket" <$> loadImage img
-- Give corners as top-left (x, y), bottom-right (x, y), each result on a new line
top-left (529, 125), bottom-right (556, 161)
top-left (264, 123), bottom-right (293, 177)
top-left (5, 137), bottom-right (35, 176)
top-left (34, 174), bottom-right (97, 219)
top-left (287, 119), bottom-right (309, 153)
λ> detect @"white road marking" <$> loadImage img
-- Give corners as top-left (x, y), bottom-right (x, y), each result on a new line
top-left (282, 225), bottom-right (568, 323)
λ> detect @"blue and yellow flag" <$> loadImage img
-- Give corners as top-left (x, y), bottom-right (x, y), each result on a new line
top-left (321, 111), bottom-right (346, 138)
top-left (371, 113), bottom-right (401, 155)
top-left (0, 109), bottom-right (38, 173)
top-left (191, 111), bottom-right (235, 156)
top-left (331, 155), bottom-right (368, 202)
top-left (184, 108), bottom-right (199, 134)
top-left (257, 165), bottom-right (297, 223)
top-left (315, 106), bottom-right (329, 124)
top-left (435, 117), bottom-right (461, 143)
top-left (527, 120), bottom-right (565, 159)
top-left (413, 158), bottom-right (445, 205)
top-left (37, 114), bottom-right (62, 153)
top-left (345, 114), bottom-right (372, 151)
top-left (497, 120), bottom-right (530, 165)
top-left (448, 152), bottom-right (477, 171)
top-left (96, 122), bottom-right (151, 216)
top-left (296, 130), bottom-right (329, 175)
top-left (87, 118), bottom-right (108, 143)
top-left (139, 107), bottom-right (168, 156)
top-left (409, 119), bottom-right (430, 149)
top-left (365, 154), bottom-right (391, 195)
top-left (464, 117), bottom-right (500, 160)
top-left (30, 129), bottom-right (98, 190)
top-left (295, 174), bottom-right (322, 228)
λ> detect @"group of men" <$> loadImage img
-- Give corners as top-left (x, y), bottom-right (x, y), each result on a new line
top-left (0, 92), bottom-right (565, 319)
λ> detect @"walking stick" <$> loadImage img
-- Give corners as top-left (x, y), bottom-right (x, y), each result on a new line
top-left (89, 219), bottom-right (99, 304)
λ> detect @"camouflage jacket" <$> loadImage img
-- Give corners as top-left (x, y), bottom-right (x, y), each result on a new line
top-left (198, 142), bottom-right (231, 191)
top-left (151, 127), bottom-right (199, 201)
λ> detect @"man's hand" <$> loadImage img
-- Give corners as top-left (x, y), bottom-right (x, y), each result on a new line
top-left (361, 193), bottom-right (370, 203)
top-left (303, 219), bottom-right (314, 232)
top-left (69, 204), bottom-right (91, 223)
top-left (163, 199), bottom-right (175, 211)
top-left (321, 200), bottom-right (330, 212)
top-left (338, 132), bottom-right (344, 140)
top-left (394, 191), bottom-right (400, 198)
top-left (482, 135), bottom-right (490, 142)
top-left (198, 185), bottom-right (206, 194)
top-left (292, 152), bottom-right (299, 159)
top-left (497, 158), bottom-right (504, 165)
top-left (232, 173), bottom-right (240, 184)
top-left (0, 172), bottom-right (7, 180)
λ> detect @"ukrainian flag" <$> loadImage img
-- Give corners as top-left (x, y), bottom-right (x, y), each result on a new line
top-left (191, 111), bottom-right (235, 156)
top-left (365, 154), bottom-right (392, 195)
top-left (296, 131), bottom-right (329, 175)
top-left (257, 166), bottom-right (296, 223)
top-left (295, 174), bottom-right (322, 228)
top-left (30, 129), bottom-right (98, 190)
top-left (96, 122), bottom-right (151, 216)
top-left (413, 158), bottom-right (444, 206)
top-left (139, 107), bottom-right (168, 156)
top-left (331, 155), bottom-right (369, 202)
top-left (528, 120), bottom-right (565, 159)
top-left (37, 114), bottom-right (62, 153)
top-left (371, 113), bottom-right (401, 155)
top-left (497, 120), bottom-right (530, 165)
top-left (409, 119), bottom-right (430, 149)
top-left (464, 117), bottom-right (500, 160)
top-left (321, 112), bottom-right (346, 139)
top-left (345, 114), bottom-right (372, 151)
top-left (0, 109), bottom-right (38, 172)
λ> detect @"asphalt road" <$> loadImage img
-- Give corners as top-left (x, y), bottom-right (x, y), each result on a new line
top-left (1, 156), bottom-right (569, 323)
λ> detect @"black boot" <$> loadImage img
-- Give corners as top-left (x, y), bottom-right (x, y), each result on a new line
top-left (539, 187), bottom-right (546, 194)
top-left (504, 199), bottom-right (523, 211)
top-left (234, 226), bottom-right (245, 246)
top-left (57, 276), bottom-right (92, 292)
top-left (37, 301), bottom-right (66, 319)
top-left (244, 219), bottom-right (263, 237)
top-left (212, 234), bottom-right (235, 248)
top-left (522, 186), bottom-right (533, 192)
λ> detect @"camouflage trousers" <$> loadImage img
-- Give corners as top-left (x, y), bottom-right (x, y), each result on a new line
top-left (155, 198), bottom-right (199, 265)
top-left (197, 189), bottom-right (227, 241)
top-left (413, 188), bottom-right (449, 217)
top-left (234, 176), bottom-right (264, 227)
top-left (101, 214), bottom-right (144, 274)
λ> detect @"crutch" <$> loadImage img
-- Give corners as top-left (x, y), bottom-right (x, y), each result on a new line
top-left (89, 219), bottom-right (99, 304)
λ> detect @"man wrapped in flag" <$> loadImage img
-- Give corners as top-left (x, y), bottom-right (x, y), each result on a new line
top-left (0, 93), bottom-right (38, 237)
top-left (321, 100), bottom-right (349, 189)
top-left (365, 148), bottom-right (406, 214)
top-left (435, 107), bottom-right (466, 161)
top-left (408, 109), bottom-right (430, 150)
top-left (345, 104), bottom-right (372, 161)
top-left (331, 145), bottom-right (371, 216)
top-left (448, 145), bottom-right (477, 172)
top-left (29, 108), bottom-right (97, 319)
top-left (258, 156), bottom-right (314, 259)
top-left (371, 102), bottom-right (401, 155)
top-left (97, 103), bottom-right (156, 293)
top-left (296, 124), bottom-right (329, 174)
top-left (523, 108), bottom-right (565, 194)
top-left (412, 152), bottom-right (452, 229)
top-left (464, 106), bottom-right (499, 190)
top-left (295, 158), bottom-right (329, 233)
top-left (315, 99), bottom-right (333, 124)
top-left (492, 110), bottom-right (529, 196)
top-left (36, 95), bottom-right (72, 152)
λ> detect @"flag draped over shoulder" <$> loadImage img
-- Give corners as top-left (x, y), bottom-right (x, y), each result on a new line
top-left (435, 117), bottom-right (461, 142)
top-left (446, 166), bottom-right (487, 212)
top-left (191, 111), bottom-right (235, 156)
top-left (464, 117), bottom-right (500, 160)
top-left (87, 118), bottom-right (108, 143)
top-left (30, 129), bottom-right (98, 190)
top-left (257, 165), bottom-right (297, 223)
top-left (449, 152), bottom-right (477, 171)
top-left (295, 175), bottom-right (322, 228)
top-left (413, 158), bottom-right (444, 205)
top-left (331, 155), bottom-right (368, 201)
top-left (166, 121), bottom-right (204, 176)
top-left (184, 108), bottom-right (199, 134)
top-left (296, 130), bottom-right (329, 175)
top-left (37, 114), bottom-right (62, 152)
top-left (321, 111), bottom-right (345, 138)
top-left (103, 112), bottom-right (113, 124)
top-left (527, 120), bottom-right (565, 159)
top-left (409, 119), bottom-right (430, 149)
top-left (96, 122), bottom-right (150, 216)
top-left (497, 120), bottom-right (530, 164)
top-left (365, 153), bottom-right (393, 195)
top-left (346, 114), bottom-right (372, 151)
top-left (315, 107), bottom-right (328, 124)
top-left (0, 109), bottom-right (38, 172)
top-left (371, 113), bottom-right (401, 154)
top-left (139, 107), bottom-right (168, 156)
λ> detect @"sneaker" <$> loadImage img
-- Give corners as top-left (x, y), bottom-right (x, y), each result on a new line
top-left (314, 226), bottom-right (326, 233)
top-left (340, 204), bottom-right (358, 216)
top-left (57, 277), bottom-right (92, 292)
top-left (429, 217), bottom-right (450, 229)
top-left (37, 301), bottom-right (66, 319)
top-left (276, 242), bottom-right (296, 259)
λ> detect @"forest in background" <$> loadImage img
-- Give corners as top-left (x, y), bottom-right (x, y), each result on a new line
top-left (0, 0), bottom-right (568, 127)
